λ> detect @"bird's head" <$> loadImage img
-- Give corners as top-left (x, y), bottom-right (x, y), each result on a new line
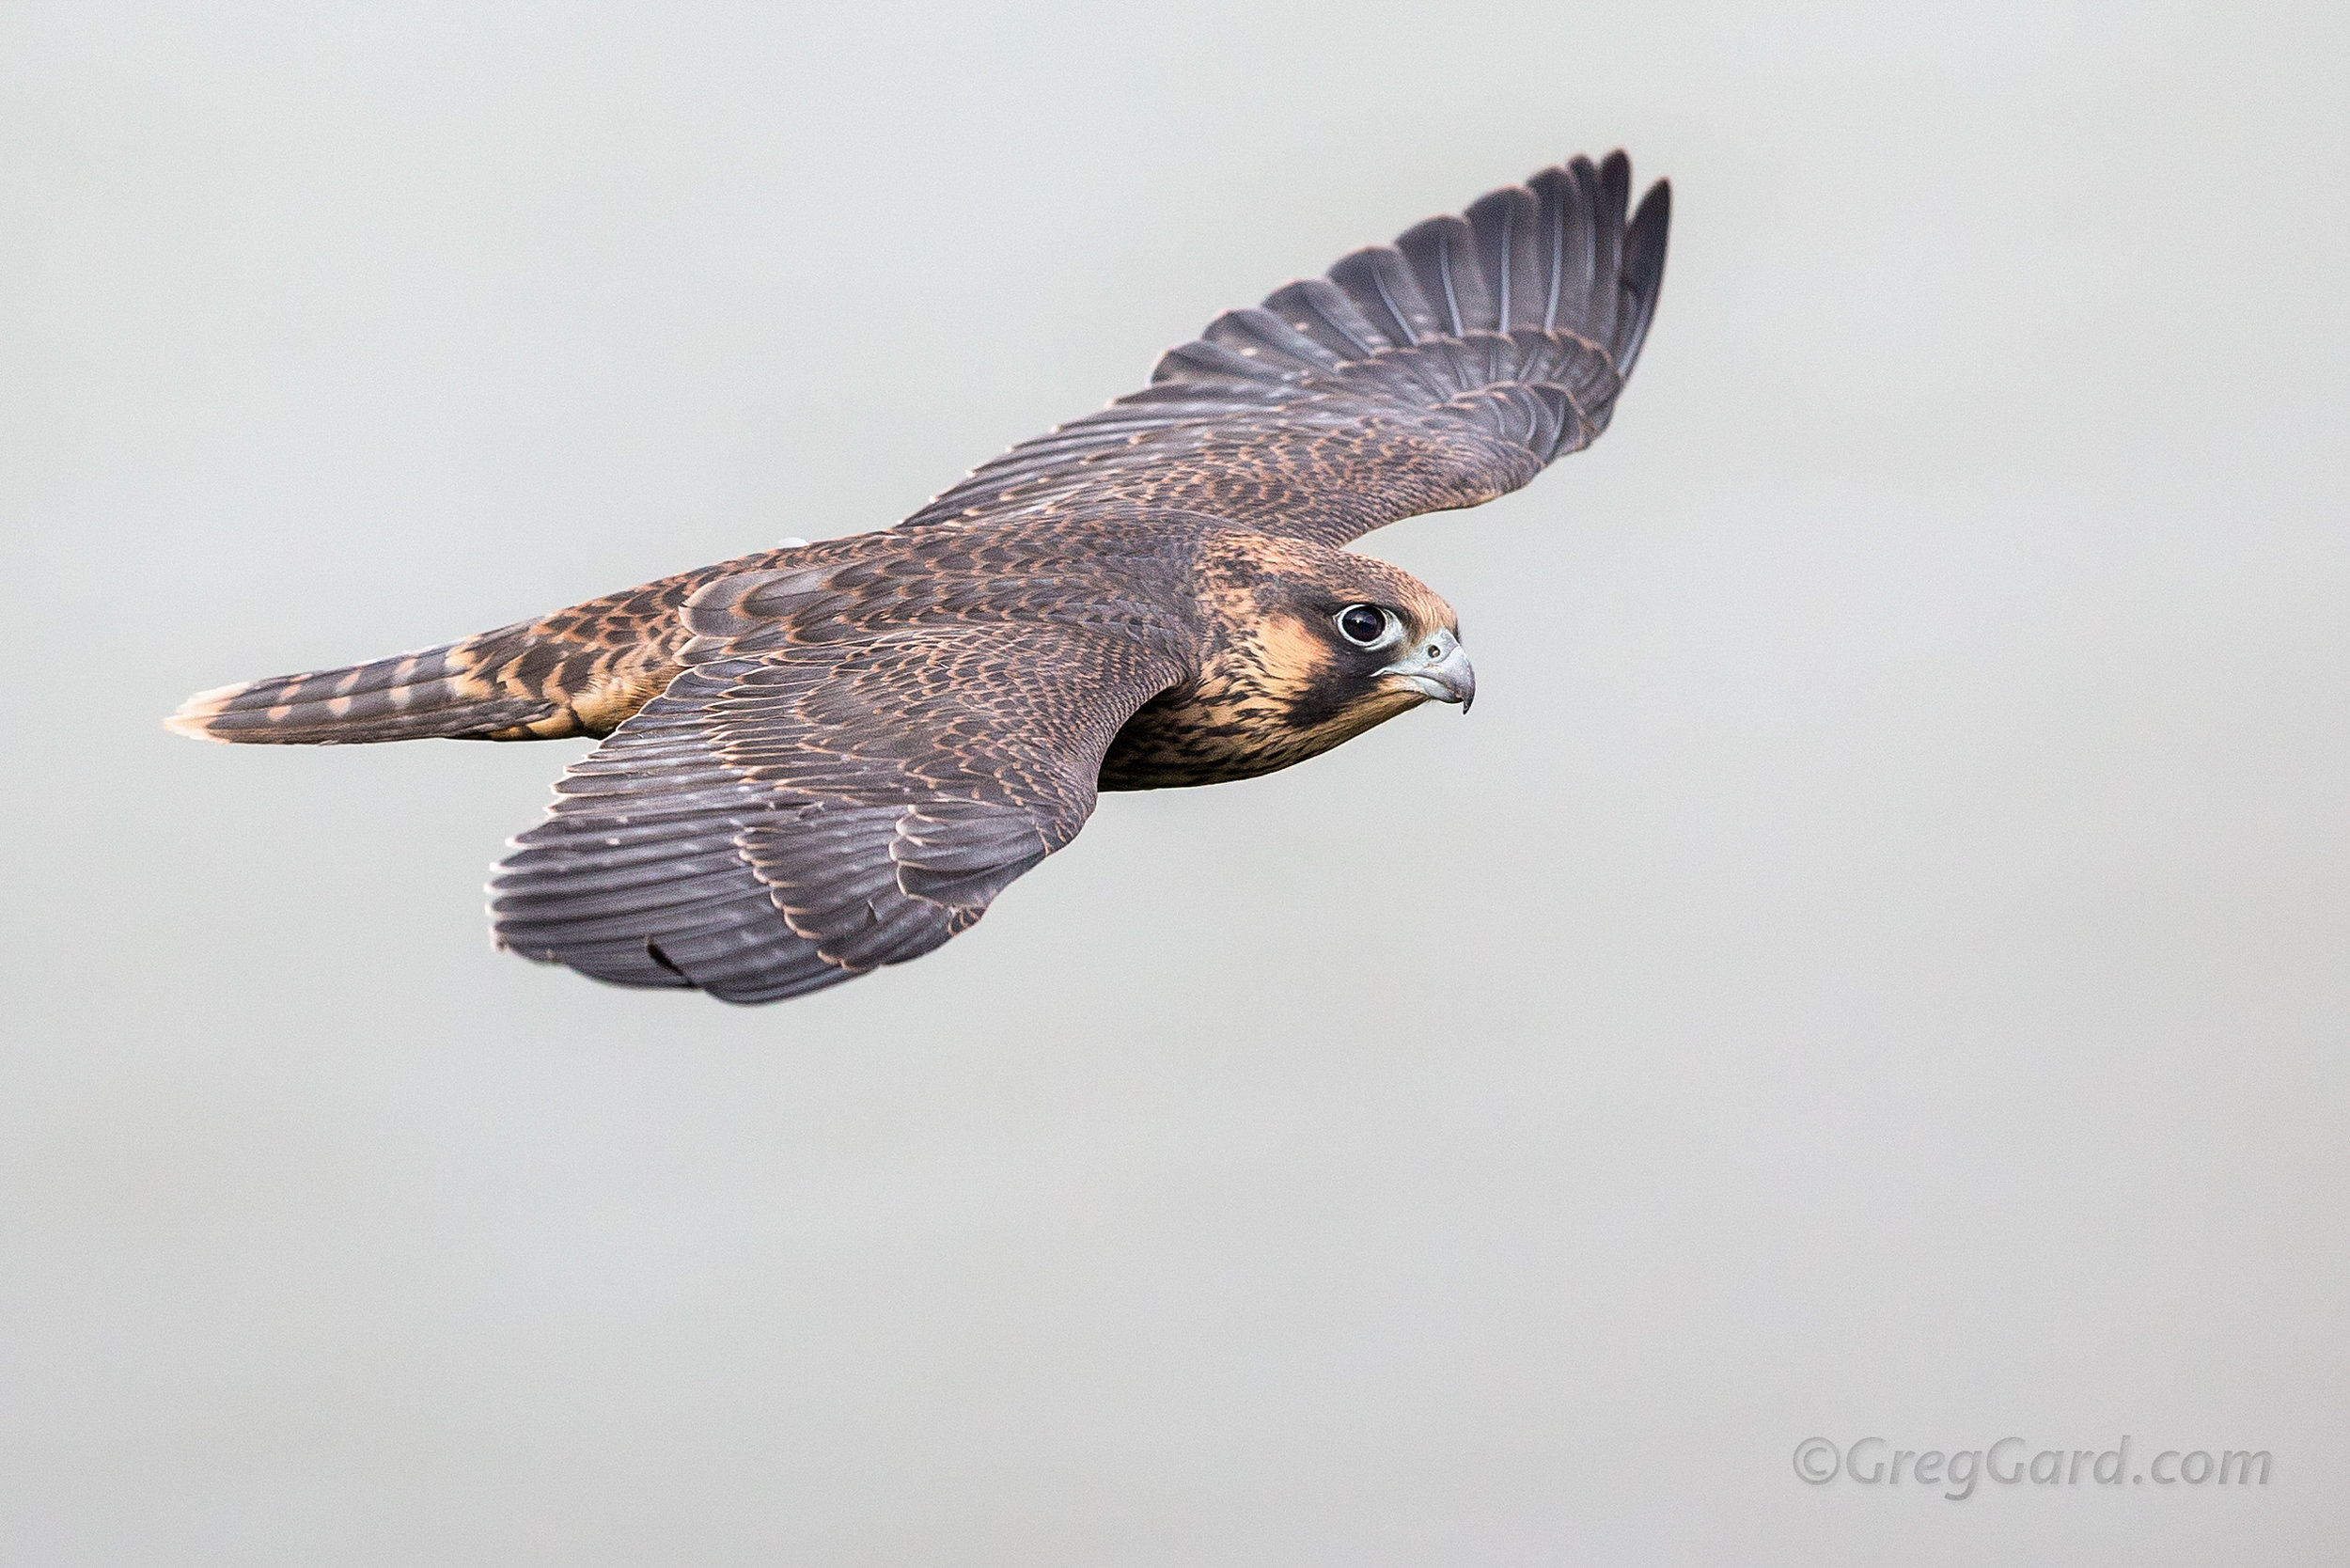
top-left (1186, 533), bottom-right (1475, 761)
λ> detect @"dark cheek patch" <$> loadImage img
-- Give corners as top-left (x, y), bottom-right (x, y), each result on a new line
top-left (1283, 668), bottom-right (1359, 731)
top-left (1256, 616), bottom-right (1368, 732)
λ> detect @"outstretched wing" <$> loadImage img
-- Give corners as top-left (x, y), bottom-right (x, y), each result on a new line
top-left (489, 568), bottom-right (1187, 1004)
top-left (903, 152), bottom-right (1669, 548)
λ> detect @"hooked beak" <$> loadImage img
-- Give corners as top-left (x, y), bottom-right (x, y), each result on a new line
top-left (1378, 627), bottom-right (1476, 712)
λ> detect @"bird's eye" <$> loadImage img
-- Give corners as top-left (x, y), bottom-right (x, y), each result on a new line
top-left (1336, 604), bottom-right (1392, 648)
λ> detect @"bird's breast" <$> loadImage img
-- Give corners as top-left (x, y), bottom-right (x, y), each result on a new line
top-left (1095, 651), bottom-right (1418, 792)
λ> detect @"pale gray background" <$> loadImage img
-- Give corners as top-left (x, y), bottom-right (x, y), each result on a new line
top-left (4, 1), bottom-right (2344, 1562)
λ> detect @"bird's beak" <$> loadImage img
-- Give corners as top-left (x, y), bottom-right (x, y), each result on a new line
top-left (1378, 628), bottom-right (1476, 712)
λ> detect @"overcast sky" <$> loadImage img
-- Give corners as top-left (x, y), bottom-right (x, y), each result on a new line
top-left (5, 2), bottom-right (2345, 1562)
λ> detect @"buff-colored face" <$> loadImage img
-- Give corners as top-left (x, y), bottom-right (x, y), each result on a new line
top-left (1162, 537), bottom-right (1475, 783)
top-left (1249, 562), bottom-right (1466, 708)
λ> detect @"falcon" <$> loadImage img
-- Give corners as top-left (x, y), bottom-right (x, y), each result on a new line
top-left (169, 152), bottom-right (1671, 1003)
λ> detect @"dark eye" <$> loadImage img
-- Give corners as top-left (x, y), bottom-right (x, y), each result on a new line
top-left (1336, 604), bottom-right (1390, 647)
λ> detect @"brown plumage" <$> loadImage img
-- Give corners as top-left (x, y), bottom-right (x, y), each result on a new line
top-left (168, 152), bottom-right (1670, 1003)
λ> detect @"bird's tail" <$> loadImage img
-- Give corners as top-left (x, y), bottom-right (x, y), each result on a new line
top-left (164, 624), bottom-right (566, 745)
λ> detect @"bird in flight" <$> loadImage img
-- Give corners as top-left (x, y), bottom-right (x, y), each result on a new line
top-left (170, 152), bottom-right (1670, 1003)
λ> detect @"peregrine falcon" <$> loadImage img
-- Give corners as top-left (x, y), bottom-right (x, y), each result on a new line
top-left (169, 152), bottom-right (1671, 1003)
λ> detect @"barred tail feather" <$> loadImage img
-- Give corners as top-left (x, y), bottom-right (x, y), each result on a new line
top-left (164, 628), bottom-right (560, 745)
